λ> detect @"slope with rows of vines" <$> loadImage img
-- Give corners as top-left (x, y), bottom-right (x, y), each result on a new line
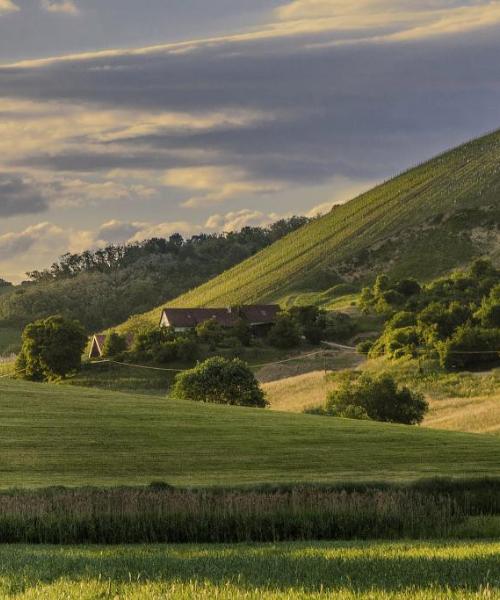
top-left (120, 129), bottom-right (500, 330)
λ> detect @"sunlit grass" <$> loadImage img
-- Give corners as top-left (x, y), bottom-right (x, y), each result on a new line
top-left (0, 541), bottom-right (498, 599)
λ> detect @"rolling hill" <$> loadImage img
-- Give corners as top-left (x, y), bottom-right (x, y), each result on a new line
top-left (118, 128), bottom-right (500, 332)
top-left (1, 379), bottom-right (500, 488)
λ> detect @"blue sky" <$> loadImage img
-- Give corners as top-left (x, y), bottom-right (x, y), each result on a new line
top-left (1, 0), bottom-right (500, 281)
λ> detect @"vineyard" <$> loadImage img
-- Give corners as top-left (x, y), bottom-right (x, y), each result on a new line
top-left (117, 129), bottom-right (500, 331)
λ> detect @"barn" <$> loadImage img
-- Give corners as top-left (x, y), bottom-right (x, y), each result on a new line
top-left (160, 305), bottom-right (280, 335)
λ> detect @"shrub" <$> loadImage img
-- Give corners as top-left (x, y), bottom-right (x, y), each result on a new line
top-left (132, 327), bottom-right (199, 364)
top-left (325, 373), bottom-right (428, 425)
top-left (231, 318), bottom-right (252, 346)
top-left (387, 311), bottom-right (417, 330)
top-left (437, 325), bottom-right (500, 370)
top-left (102, 331), bottom-right (127, 358)
top-left (323, 312), bottom-right (355, 342)
top-left (395, 278), bottom-right (422, 297)
top-left (172, 356), bottom-right (268, 407)
top-left (267, 313), bottom-right (301, 349)
top-left (16, 315), bottom-right (87, 382)
top-left (196, 318), bottom-right (224, 350)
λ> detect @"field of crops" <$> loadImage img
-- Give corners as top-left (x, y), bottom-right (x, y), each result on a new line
top-left (1, 541), bottom-right (499, 599)
top-left (116, 129), bottom-right (500, 331)
top-left (2, 379), bottom-right (500, 488)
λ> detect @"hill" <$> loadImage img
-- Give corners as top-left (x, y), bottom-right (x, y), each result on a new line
top-left (1, 379), bottom-right (499, 488)
top-left (0, 217), bottom-right (307, 346)
top-left (119, 129), bottom-right (500, 332)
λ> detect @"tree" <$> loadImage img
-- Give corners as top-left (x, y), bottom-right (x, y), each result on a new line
top-left (16, 315), bottom-right (87, 382)
top-left (232, 317), bottom-right (252, 346)
top-left (325, 373), bottom-right (428, 425)
top-left (437, 325), bottom-right (500, 370)
top-left (267, 312), bottom-right (301, 349)
top-left (172, 357), bottom-right (267, 407)
top-left (196, 318), bottom-right (224, 350)
top-left (102, 331), bottom-right (127, 358)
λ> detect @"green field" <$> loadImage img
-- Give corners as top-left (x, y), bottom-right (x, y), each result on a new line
top-left (115, 129), bottom-right (500, 332)
top-left (1, 541), bottom-right (499, 599)
top-left (1, 379), bottom-right (500, 488)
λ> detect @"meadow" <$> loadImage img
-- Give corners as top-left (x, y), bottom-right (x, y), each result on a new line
top-left (2, 379), bottom-right (500, 488)
top-left (0, 541), bottom-right (499, 599)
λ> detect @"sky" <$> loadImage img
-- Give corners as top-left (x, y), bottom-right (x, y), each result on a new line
top-left (2, 1), bottom-right (500, 281)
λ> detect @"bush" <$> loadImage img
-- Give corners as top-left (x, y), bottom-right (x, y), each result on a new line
top-left (132, 327), bottom-right (199, 364)
top-left (172, 356), bottom-right (268, 407)
top-left (437, 325), bottom-right (500, 370)
top-left (325, 373), bottom-right (428, 425)
top-left (267, 313), bottom-right (301, 349)
top-left (231, 318), bottom-right (251, 346)
top-left (16, 315), bottom-right (87, 382)
top-left (102, 331), bottom-right (127, 358)
top-left (196, 318), bottom-right (224, 350)
top-left (323, 312), bottom-right (355, 342)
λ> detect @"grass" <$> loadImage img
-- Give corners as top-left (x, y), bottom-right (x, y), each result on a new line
top-left (1, 379), bottom-right (500, 488)
top-left (0, 541), bottom-right (499, 598)
top-left (0, 484), bottom-right (476, 544)
top-left (263, 357), bottom-right (500, 434)
top-left (116, 129), bottom-right (500, 331)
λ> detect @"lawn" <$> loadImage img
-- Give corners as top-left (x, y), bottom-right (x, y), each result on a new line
top-left (0, 541), bottom-right (499, 599)
top-left (1, 379), bottom-right (500, 488)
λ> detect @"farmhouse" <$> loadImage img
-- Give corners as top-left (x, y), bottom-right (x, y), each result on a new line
top-left (89, 333), bottom-right (134, 359)
top-left (160, 305), bottom-right (280, 334)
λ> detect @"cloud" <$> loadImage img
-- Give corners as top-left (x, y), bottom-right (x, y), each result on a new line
top-left (163, 167), bottom-right (284, 207)
top-left (0, 0), bottom-right (18, 15)
top-left (41, 0), bottom-right (79, 15)
top-left (0, 174), bottom-right (48, 216)
top-left (0, 222), bottom-right (64, 260)
top-left (1, 1), bottom-right (500, 230)
top-left (204, 209), bottom-right (282, 231)
top-left (274, 0), bottom-right (500, 42)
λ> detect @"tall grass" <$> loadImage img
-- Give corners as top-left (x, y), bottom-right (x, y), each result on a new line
top-left (2, 479), bottom-right (498, 544)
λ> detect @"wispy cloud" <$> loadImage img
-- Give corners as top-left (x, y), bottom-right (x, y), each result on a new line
top-left (163, 167), bottom-right (284, 208)
top-left (41, 0), bottom-right (79, 15)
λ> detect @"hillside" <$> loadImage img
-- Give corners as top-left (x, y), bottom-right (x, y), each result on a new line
top-left (119, 129), bottom-right (500, 332)
top-left (0, 218), bottom-right (307, 347)
top-left (1, 379), bottom-right (500, 488)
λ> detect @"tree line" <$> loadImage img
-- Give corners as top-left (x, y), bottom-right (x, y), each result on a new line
top-left (0, 217), bottom-right (308, 333)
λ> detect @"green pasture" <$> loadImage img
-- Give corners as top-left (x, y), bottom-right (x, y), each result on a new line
top-left (1, 379), bottom-right (500, 488)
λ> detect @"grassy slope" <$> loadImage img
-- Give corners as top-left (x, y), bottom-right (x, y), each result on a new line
top-left (1, 541), bottom-right (499, 599)
top-left (263, 362), bottom-right (500, 434)
top-left (116, 129), bottom-right (500, 332)
top-left (1, 380), bottom-right (500, 488)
